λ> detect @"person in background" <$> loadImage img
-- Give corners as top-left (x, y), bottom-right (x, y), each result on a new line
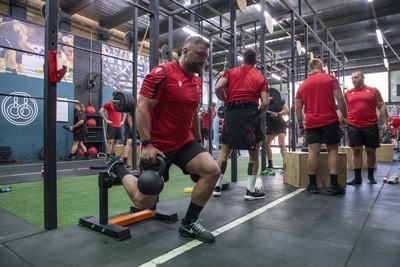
top-left (345, 70), bottom-right (389, 185)
top-left (65, 103), bottom-right (89, 161)
top-left (123, 113), bottom-right (133, 168)
top-left (262, 104), bottom-right (289, 175)
top-left (99, 92), bottom-right (126, 163)
top-left (213, 48), bottom-right (269, 200)
top-left (295, 58), bottom-right (348, 194)
top-left (202, 102), bottom-right (217, 150)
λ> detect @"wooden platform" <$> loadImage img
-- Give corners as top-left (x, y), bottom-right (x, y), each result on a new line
top-left (338, 144), bottom-right (393, 169)
top-left (282, 151), bottom-right (347, 188)
top-left (114, 145), bottom-right (140, 167)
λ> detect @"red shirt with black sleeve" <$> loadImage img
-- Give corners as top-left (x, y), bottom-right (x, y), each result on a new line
top-left (139, 61), bottom-right (202, 153)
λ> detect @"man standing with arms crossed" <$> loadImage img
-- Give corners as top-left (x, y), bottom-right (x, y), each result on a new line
top-left (345, 71), bottom-right (388, 185)
top-left (213, 49), bottom-right (269, 199)
top-left (295, 58), bottom-right (348, 194)
top-left (105, 36), bottom-right (220, 243)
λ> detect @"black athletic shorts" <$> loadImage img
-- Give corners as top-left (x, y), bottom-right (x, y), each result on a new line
top-left (306, 120), bottom-right (341, 145)
top-left (73, 129), bottom-right (86, 142)
top-left (346, 123), bottom-right (380, 149)
top-left (140, 140), bottom-right (207, 182)
top-left (201, 128), bottom-right (214, 141)
top-left (107, 126), bottom-right (122, 140)
top-left (124, 127), bottom-right (132, 140)
top-left (220, 101), bottom-right (265, 151)
top-left (266, 115), bottom-right (287, 135)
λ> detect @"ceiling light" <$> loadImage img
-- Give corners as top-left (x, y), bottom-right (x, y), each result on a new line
top-left (376, 29), bottom-right (383, 45)
top-left (271, 74), bottom-right (281, 80)
top-left (368, 0), bottom-right (373, 2)
top-left (182, 27), bottom-right (209, 42)
top-left (383, 58), bottom-right (388, 68)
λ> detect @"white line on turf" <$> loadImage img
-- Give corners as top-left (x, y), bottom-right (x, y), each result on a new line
top-left (138, 188), bottom-right (305, 267)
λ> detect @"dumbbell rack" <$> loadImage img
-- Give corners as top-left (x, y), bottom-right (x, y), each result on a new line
top-left (79, 171), bottom-right (178, 241)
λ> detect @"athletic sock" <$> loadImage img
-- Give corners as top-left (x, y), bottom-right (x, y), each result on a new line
top-left (115, 164), bottom-right (130, 180)
top-left (354, 168), bottom-right (362, 180)
top-left (267, 160), bottom-right (273, 168)
top-left (367, 167), bottom-right (374, 179)
top-left (215, 174), bottom-right (224, 188)
top-left (247, 175), bottom-right (257, 192)
top-left (309, 174), bottom-right (317, 185)
top-left (330, 174), bottom-right (338, 185)
top-left (183, 201), bottom-right (203, 224)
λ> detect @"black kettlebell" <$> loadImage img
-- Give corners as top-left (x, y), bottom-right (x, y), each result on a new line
top-left (138, 156), bottom-right (165, 195)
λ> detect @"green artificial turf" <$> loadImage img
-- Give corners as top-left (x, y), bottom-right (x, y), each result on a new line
top-left (0, 153), bottom-right (283, 228)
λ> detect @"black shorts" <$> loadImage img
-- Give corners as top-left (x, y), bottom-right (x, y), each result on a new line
top-left (201, 128), bottom-right (214, 141)
top-left (347, 123), bottom-right (380, 149)
top-left (306, 121), bottom-right (341, 145)
top-left (107, 126), bottom-right (122, 140)
top-left (140, 140), bottom-right (207, 182)
top-left (266, 116), bottom-right (287, 135)
top-left (220, 101), bottom-right (265, 151)
top-left (124, 127), bottom-right (132, 140)
top-left (73, 129), bottom-right (86, 142)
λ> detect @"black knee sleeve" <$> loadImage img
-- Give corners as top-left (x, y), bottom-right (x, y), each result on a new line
top-left (247, 163), bottom-right (254, 175)
top-left (220, 161), bottom-right (227, 174)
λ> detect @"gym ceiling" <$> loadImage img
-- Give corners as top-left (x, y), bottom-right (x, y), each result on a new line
top-left (24, 0), bottom-right (400, 82)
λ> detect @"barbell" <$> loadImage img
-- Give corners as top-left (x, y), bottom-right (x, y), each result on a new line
top-left (111, 88), bottom-right (285, 114)
top-left (0, 93), bottom-right (79, 104)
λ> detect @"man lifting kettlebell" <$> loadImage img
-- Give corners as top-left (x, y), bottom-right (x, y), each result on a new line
top-left (106, 36), bottom-right (220, 243)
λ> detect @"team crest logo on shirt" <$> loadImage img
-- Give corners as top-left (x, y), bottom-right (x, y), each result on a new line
top-left (366, 89), bottom-right (370, 93)
top-left (155, 67), bottom-right (163, 73)
top-left (178, 81), bottom-right (183, 87)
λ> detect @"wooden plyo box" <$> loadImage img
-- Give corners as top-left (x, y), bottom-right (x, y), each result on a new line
top-left (339, 144), bottom-right (393, 169)
top-left (114, 145), bottom-right (140, 167)
top-left (282, 151), bottom-right (347, 188)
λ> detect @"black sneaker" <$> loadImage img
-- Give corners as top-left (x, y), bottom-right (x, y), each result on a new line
top-left (106, 156), bottom-right (124, 180)
top-left (179, 219), bottom-right (215, 243)
top-left (368, 177), bottom-right (377, 184)
top-left (212, 186), bottom-right (221, 197)
top-left (244, 188), bottom-right (266, 200)
top-left (347, 178), bottom-right (362, 185)
top-left (307, 184), bottom-right (319, 194)
top-left (327, 183), bottom-right (346, 194)
top-left (64, 156), bottom-right (76, 161)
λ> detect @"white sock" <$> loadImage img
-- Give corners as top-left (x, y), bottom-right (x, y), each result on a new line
top-left (247, 175), bottom-right (257, 192)
top-left (216, 174), bottom-right (224, 188)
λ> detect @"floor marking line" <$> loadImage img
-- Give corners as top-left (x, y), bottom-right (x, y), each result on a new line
top-left (0, 168), bottom-right (91, 178)
top-left (138, 188), bottom-right (305, 267)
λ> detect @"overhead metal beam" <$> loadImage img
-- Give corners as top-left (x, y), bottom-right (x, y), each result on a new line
top-left (67, 0), bottom-right (98, 15)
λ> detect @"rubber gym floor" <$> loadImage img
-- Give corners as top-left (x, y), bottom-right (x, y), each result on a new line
top-left (1, 157), bottom-right (400, 267)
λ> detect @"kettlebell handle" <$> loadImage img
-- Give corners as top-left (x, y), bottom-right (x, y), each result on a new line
top-left (155, 155), bottom-right (166, 177)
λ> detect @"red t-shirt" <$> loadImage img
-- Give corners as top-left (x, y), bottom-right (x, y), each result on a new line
top-left (295, 72), bottom-right (339, 128)
top-left (203, 109), bottom-right (216, 129)
top-left (139, 61), bottom-right (202, 153)
top-left (224, 65), bottom-right (268, 104)
top-left (391, 117), bottom-right (400, 129)
top-left (345, 85), bottom-right (383, 127)
top-left (102, 101), bottom-right (122, 128)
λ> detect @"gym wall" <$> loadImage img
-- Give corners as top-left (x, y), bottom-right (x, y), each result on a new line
top-left (0, 74), bottom-right (74, 161)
